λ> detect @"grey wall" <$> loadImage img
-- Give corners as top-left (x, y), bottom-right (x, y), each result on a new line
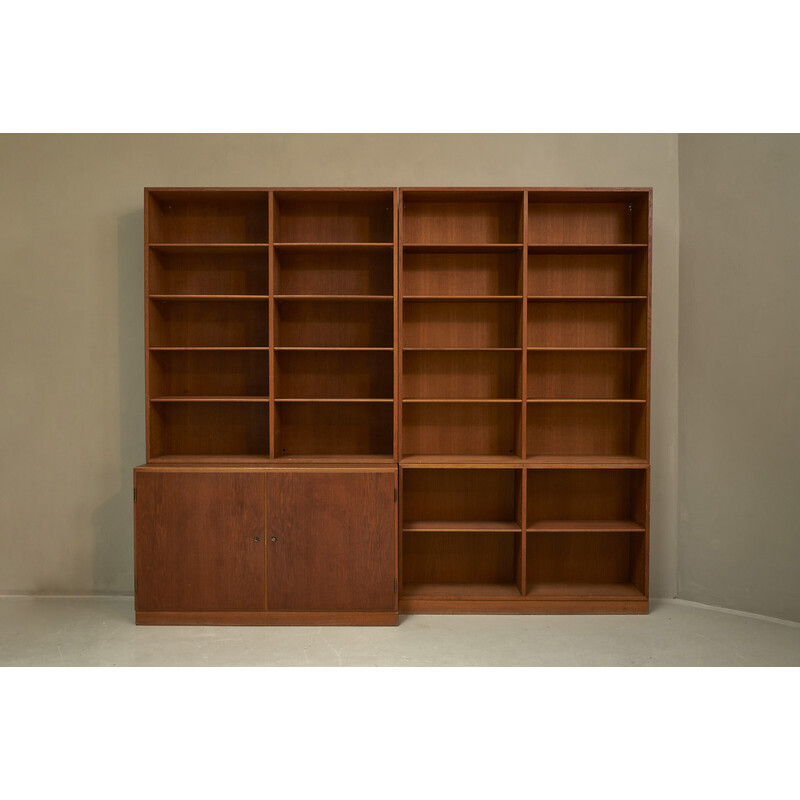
top-left (0, 134), bottom-right (680, 597)
top-left (679, 134), bottom-right (800, 621)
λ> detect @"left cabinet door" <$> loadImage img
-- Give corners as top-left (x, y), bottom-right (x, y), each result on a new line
top-left (135, 471), bottom-right (266, 612)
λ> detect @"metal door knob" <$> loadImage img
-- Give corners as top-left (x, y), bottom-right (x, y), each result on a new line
top-left (271, 536), bottom-right (277, 543)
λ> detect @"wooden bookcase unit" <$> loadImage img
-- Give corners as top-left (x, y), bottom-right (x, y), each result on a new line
top-left (398, 188), bottom-right (651, 614)
top-left (135, 186), bottom-right (651, 625)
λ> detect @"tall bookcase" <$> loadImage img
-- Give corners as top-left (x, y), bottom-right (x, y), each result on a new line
top-left (135, 186), bottom-right (651, 625)
top-left (398, 188), bottom-right (650, 613)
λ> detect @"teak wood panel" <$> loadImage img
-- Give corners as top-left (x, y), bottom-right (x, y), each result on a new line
top-left (273, 191), bottom-right (394, 243)
top-left (527, 531), bottom-right (637, 589)
top-left (266, 471), bottom-right (396, 610)
top-left (148, 191), bottom-right (269, 244)
top-left (526, 469), bottom-right (646, 525)
top-left (527, 402), bottom-right (645, 458)
top-left (275, 350), bottom-right (393, 399)
top-left (402, 193), bottom-right (524, 244)
top-left (275, 402), bottom-right (393, 457)
top-left (527, 252), bottom-right (646, 297)
top-left (403, 301), bottom-right (522, 348)
top-left (403, 350), bottom-right (521, 399)
top-left (149, 248), bottom-right (269, 295)
top-left (527, 301), bottom-right (645, 348)
top-left (150, 350), bottom-right (269, 397)
top-left (527, 350), bottom-right (645, 400)
top-left (149, 299), bottom-right (269, 348)
top-left (403, 250), bottom-right (523, 296)
top-left (527, 202), bottom-right (637, 245)
top-left (403, 531), bottom-right (518, 585)
top-left (402, 468), bottom-right (522, 525)
top-left (274, 247), bottom-right (393, 295)
top-left (276, 300), bottom-right (393, 347)
top-left (134, 471), bottom-right (266, 611)
top-left (150, 402), bottom-right (269, 458)
top-left (403, 402), bottom-right (521, 458)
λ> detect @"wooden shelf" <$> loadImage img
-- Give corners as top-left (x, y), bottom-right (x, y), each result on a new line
top-left (404, 347), bottom-right (522, 352)
top-left (151, 396), bottom-right (270, 403)
top-left (403, 295), bottom-right (521, 302)
top-left (527, 244), bottom-right (648, 254)
top-left (401, 454), bottom-right (523, 466)
top-left (149, 295), bottom-right (270, 301)
top-left (274, 346), bottom-right (393, 352)
top-left (274, 243), bottom-right (394, 250)
top-left (403, 398), bottom-right (521, 403)
top-left (526, 582), bottom-right (644, 598)
top-left (276, 297), bottom-right (392, 348)
top-left (527, 296), bottom-right (647, 302)
top-left (525, 455), bottom-right (649, 467)
top-left (527, 347), bottom-right (646, 352)
top-left (275, 398), bottom-right (393, 403)
top-left (147, 454), bottom-right (272, 464)
top-left (149, 243), bottom-right (270, 252)
top-left (274, 294), bottom-right (392, 301)
top-left (402, 583), bottom-right (521, 598)
top-left (403, 244), bottom-right (523, 253)
top-left (527, 398), bottom-right (646, 403)
top-left (527, 520), bottom-right (645, 533)
top-left (150, 346), bottom-right (270, 351)
top-left (273, 454), bottom-right (395, 463)
top-left (403, 521), bottom-right (521, 533)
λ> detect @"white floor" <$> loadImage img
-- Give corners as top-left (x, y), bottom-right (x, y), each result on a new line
top-left (0, 596), bottom-right (798, 666)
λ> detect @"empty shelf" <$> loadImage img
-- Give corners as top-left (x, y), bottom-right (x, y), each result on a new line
top-left (527, 398), bottom-right (646, 403)
top-left (150, 396), bottom-right (270, 403)
top-left (403, 521), bottom-right (521, 533)
top-left (149, 243), bottom-right (270, 252)
top-left (527, 296), bottom-right (647, 302)
top-left (527, 520), bottom-right (645, 533)
top-left (149, 295), bottom-right (269, 301)
top-left (525, 455), bottom-right (649, 467)
top-left (274, 295), bottom-right (393, 301)
top-left (403, 398), bottom-right (521, 403)
top-left (401, 455), bottom-right (523, 466)
top-left (526, 582), bottom-right (644, 598)
top-left (402, 583), bottom-right (521, 598)
top-left (527, 244), bottom-right (648, 254)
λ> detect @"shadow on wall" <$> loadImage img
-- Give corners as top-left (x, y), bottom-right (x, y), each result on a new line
top-left (90, 209), bottom-right (145, 596)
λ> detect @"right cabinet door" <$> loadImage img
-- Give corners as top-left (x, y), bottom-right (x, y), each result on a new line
top-left (266, 471), bottom-right (396, 611)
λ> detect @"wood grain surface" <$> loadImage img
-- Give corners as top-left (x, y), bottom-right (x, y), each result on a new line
top-left (135, 471), bottom-right (266, 611)
top-left (266, 471), bottom-right (397, 611)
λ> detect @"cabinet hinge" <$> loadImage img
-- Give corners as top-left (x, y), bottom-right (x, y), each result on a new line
top-left (134, 578), bottom-right (138, 592)
top-left (394, 579), bottom-right (398, 594)
top-left (394, 488), bottom-right (398, 502)
top-left (133, 487), bottom-right (137, 502)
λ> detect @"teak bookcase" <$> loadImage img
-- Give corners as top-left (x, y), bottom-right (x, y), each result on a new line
top-left (134, 187), bottom-right (652, 625)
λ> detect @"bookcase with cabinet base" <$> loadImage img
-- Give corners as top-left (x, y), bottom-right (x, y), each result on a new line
top-left (134, 186), bottom-right (651, 625)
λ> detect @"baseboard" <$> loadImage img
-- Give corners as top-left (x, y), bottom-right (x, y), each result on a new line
top-left (652, 597), bottom-right (800, 629)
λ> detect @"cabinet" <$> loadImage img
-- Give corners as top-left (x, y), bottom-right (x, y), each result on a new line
top-left (134, 471), bottom-right (266, 612)
top-left (135, 186), bottom-right (651, 624)
top-left (266, 471), bottom-right (396, 611)
top-left (134, 468), bottom-right (398, 625)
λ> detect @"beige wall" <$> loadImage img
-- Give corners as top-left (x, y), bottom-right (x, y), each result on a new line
top-left (678, 134), bottom-right (800, 622)
top-left (0, 134), bottom-right (680, 597)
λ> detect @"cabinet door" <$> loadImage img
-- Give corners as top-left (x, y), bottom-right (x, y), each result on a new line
top-left (266, 471), bottom-right (396, 611)
top-left (135, 471), bottom-right (266, 611)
